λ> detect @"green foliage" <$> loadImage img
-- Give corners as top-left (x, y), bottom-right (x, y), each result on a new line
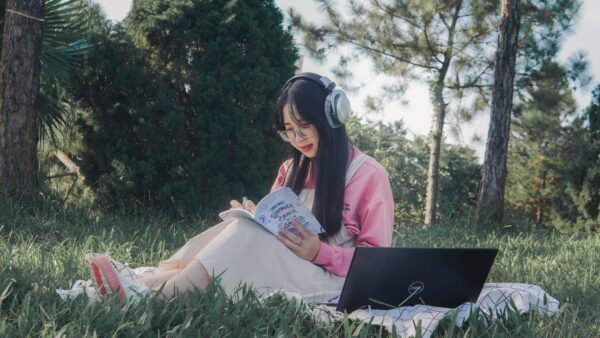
top-left (506, 60), bottom-right (599, 232)
top-left (549, 84), bottom-right (600, 231)
top-left (346, 118), bottom-right (481, 226)
top-left (291, 0), bottom-right (583, 125)
top-left (506, 61), bottom-right (574, 227)
top-left (438, 144), bottom-right (481, 220)
top-left (68, 0), bottom-right (297, 216)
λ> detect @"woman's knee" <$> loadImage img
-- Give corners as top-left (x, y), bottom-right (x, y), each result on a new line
top-left (179, 259), bottom-right (211, 290)
top-left (227, 218), bottom-right (268, 237)
top-left (158, 259), bottom-right (188, 271)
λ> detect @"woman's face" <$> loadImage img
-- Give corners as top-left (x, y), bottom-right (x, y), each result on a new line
top-left (282, 105), bottom-right (320, 158)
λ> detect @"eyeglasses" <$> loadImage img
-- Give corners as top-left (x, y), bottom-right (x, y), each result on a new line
top-left (278, 124), bottom-right (316, 142)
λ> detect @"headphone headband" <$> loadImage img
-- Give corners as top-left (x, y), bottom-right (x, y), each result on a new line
top-left (283, 72), bottom-right (352, 128)
top-left (284, 72), bottom-right (336, 91)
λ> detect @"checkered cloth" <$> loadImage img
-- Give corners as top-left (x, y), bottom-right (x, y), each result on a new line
top-left (307, 283), bottom-right (559, 338)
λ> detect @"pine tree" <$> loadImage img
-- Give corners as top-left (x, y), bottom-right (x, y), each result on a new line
top-left (505, 61), bottom-right (577, 227)
top-left (550, 84), bottom-right (600, 231)
top-left (290, 0), bottom-right (582, 226)
top-left (477, 0), bottom-right (520, 226)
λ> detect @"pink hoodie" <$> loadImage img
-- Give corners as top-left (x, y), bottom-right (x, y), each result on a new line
top-left (271, 148), bottom-right (394, 276)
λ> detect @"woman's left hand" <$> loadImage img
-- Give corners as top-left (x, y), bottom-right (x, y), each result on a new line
top-left (277, 220), bottom-right (321, 261)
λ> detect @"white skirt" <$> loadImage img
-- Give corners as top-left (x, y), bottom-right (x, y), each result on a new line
top-left (164, 217), bottom-right (347, 303)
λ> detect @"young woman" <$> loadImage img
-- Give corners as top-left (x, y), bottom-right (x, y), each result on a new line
top-left (88, 72), bottom-right (394, 303)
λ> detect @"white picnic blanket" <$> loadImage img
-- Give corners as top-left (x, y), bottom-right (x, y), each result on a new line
top-left (57, 264), bottom-right (559, 338)
top-left (304, 283), bottom-right (559, 338)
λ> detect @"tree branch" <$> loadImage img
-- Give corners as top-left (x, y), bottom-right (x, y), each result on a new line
top-left (454, 27), bottom-right (495, 56)
top-left (423, 15), bottom-right (443, 63)
top-left (445, 83), bottom-right (492, 90)
top-left (438, 0), bottom-right (463, 81)
top-left (445, 62), bottom-right (493, 89)
top-left (369, 0), bottom-right (422, 30)
top-left (334, 34), bottom-right (438, 70)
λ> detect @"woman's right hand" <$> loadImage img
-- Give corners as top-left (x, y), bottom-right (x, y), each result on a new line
top-left (230, 199), bottom-right (256, 213)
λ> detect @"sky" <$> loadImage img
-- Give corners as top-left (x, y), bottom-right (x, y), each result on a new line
top-left (95, 0), bottom-right (600, 160)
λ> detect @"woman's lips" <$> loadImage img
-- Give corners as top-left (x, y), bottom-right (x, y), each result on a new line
top-left (300, 144), bottom-right (313, 152)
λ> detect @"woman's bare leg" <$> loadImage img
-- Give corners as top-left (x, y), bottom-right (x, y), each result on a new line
top-left (155, 259), bottom-right (211, 299)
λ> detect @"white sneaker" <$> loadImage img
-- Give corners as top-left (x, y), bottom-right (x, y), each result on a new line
top-left (86, 253), bottom-right (149, 303)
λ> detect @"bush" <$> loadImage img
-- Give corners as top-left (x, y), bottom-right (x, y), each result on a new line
top-left (69, 0), bottom-right (297, 216)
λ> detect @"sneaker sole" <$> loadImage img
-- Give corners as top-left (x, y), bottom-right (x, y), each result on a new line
top-left (90, 261), bottom-right (109, 296)
top-left (90, 255), bottom-right (127, 301)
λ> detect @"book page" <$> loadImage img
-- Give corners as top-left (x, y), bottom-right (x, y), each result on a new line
top-left (254, 187), bottom-right (325, 236)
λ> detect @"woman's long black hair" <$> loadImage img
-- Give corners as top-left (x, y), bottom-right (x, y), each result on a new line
top-left (275, 78), bottom-right (353, 239)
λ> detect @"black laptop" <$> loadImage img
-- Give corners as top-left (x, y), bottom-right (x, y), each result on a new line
top-left (335, 247), bottom-right (498, 313)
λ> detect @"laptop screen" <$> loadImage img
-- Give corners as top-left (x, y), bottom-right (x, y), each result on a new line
top-left (336, 247), bottom-right (498, 313)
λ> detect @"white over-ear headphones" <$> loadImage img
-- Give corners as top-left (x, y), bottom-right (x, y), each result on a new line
top-left (283, 72), bottom-right (352, 128)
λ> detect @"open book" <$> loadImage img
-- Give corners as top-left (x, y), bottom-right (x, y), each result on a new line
top-left (218, 187), bottom-right (325, 236)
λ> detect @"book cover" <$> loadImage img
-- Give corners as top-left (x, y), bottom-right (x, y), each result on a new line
top-left (218, 187), bottom-right (325, 236)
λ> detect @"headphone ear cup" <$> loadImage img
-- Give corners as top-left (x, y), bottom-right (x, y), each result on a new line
top-left (324, 93), bottom-right (337, 128)
top-left (329, 89), bottom-right (352, 127)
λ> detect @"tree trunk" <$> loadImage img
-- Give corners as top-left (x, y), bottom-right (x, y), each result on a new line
top-left (423, 0), bottom-right (462, 226)
top-left (424, 82), bottom-right (447, 225)
top-left (0, 0), bottom-right (43, 193)
top-left (534, 169), bottom-right (547, 227)
top-left (476, 0), bottom-right (520, 226)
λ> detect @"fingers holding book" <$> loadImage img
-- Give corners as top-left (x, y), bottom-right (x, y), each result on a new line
top-left (229, 198), bottom-right (255, 213)
top-left (277, 220), bottom-right (321, 262)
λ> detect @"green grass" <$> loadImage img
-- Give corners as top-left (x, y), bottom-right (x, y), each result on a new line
top-left (0, 196), bottom-right (598, 337)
